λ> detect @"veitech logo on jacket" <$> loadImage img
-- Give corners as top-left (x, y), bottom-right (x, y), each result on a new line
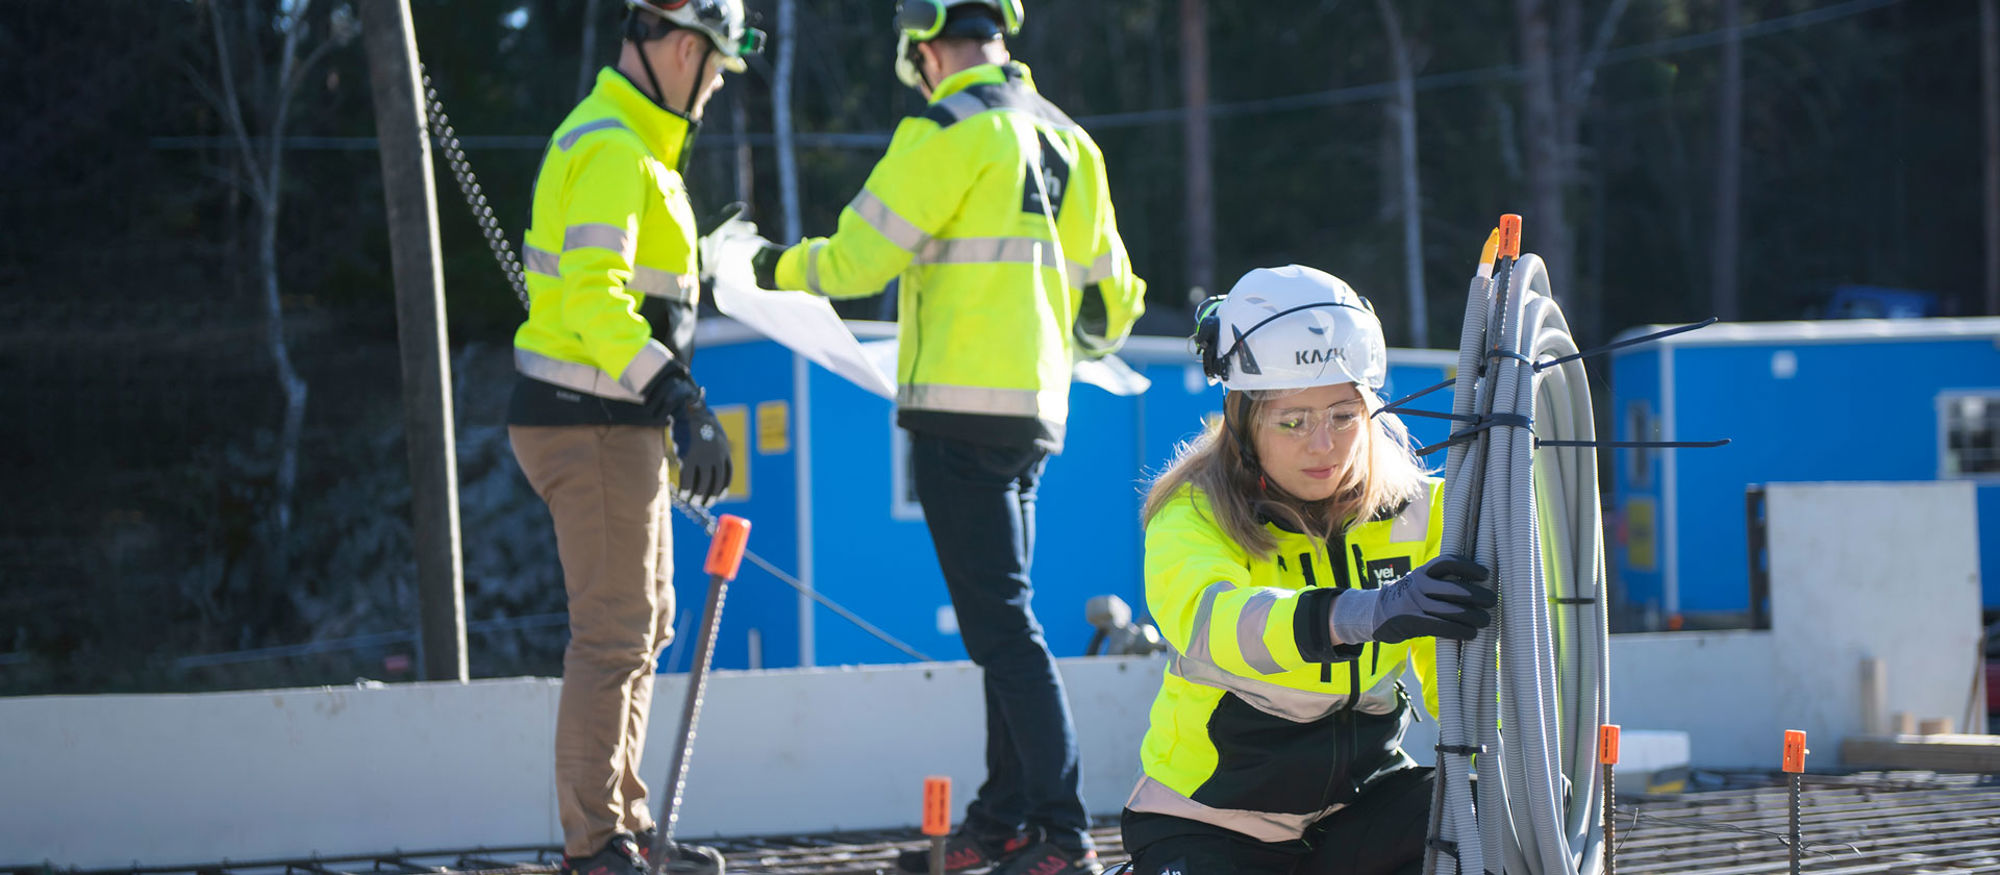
top-left (1365, 557), bottom-right (1412, 589)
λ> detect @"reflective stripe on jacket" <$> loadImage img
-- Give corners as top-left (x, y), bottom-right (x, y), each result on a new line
top-left (513, 68), bottom-right (698, 404)
top-left (773, 62), bottom-right (1145, 450)
top-left (1127, 479), bottom-right (1445, 843)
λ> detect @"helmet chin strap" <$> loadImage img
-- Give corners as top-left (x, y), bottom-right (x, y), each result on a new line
top-left (632, 22), bottom-right (710, 175)
top-left (909, 38), bottom-right (935, 92)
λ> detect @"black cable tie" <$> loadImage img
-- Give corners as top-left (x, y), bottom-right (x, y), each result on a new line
top-left (1426, 838), bottom-right (1460, 859)
top-left (1535, 438), bottom-right (1732, 449)
top-left (1534, 317), bottom-right (1720, 372)
top-left (1486, 348), bottom-right (1533, 366)
top-left (1435, 743), bottom-right (1487, 755)
top-left (1373, 377), bottom-right (1457, 417)
top-left (1550, 597), bottom-right (1596, 605)
top-left (1414, 413), bottom-right (1534, 457)
top-left (1386, 408), bottom-right (1483, 424)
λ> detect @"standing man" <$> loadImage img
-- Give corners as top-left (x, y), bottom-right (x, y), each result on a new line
top-left (508, 3), bottom-right (760, 875)
top-left (717, 3), bottom-right (1145, 873)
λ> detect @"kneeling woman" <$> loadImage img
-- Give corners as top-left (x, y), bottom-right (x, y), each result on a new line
top-left (1121, 266), bottom-right (1495, 875)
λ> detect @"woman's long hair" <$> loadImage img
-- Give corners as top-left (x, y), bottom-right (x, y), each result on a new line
top-left (1141, 389), bottom-right (1431, 558)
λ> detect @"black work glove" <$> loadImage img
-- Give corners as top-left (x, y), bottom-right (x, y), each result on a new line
top-left (641, 366), bottom-right (696, 422)
top-left (1329, 556), bottom-right (1495, 644)
top-left (749, 241), bottom-right (785, 290)
top-left (669, 389), bottom-right (733, 507)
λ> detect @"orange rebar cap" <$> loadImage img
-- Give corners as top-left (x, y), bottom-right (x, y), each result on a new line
top-left (1782, 730), bottom-right (1808, 773)
top-left (923, 776), bottom-right (952, 837)
top-left (1498, 214), bottom-right (1522, 259)
top-left (704, 514), bottom-right (752, 580)
top-left (1598, 724), bottom-right (1621, 765)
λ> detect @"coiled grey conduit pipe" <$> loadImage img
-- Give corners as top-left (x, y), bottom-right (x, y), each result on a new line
top-left (1423, 236), bottom-right (1610, 875)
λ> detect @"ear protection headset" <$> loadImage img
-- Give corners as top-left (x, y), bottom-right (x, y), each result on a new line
top-left (896, 0), bottom-right (1023, 42)
top-left (1193, 295), bottom-right (1229, 382)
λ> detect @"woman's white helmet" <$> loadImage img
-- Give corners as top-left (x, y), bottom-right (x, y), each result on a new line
top-left (1196, 265), bottom-right (1388, 408)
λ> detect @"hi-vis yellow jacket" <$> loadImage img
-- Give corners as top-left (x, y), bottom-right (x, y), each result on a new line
top-left (772, 62), bottom-right (1145, 451)
top-left (1125, 479), bottom-right (1445, 844)
top-left (513, 68), bottom-right (698, 409)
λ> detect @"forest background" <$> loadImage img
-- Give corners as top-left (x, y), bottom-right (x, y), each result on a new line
top-left (0, 0), bottom-right (1985, 694)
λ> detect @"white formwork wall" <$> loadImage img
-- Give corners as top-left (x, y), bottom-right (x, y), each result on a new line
top-left (1608, 481), bottom-right (1984, 768)
top-left (0, 657), bottom-right (1163, 870)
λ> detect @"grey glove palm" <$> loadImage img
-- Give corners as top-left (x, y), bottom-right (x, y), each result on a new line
top-left (1329, 556), bottom-right (1495, 644)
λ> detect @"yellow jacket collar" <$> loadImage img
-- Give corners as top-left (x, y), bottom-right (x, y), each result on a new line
top-left (596, 67), bottom-right (693, 168)
top-left (929, 61), bottom-right (1039, 104)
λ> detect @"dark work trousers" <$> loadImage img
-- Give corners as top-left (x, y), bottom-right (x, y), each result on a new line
top-left (909, 431), bottom-right (1092, 855)
top-left (1123, 766), bottom-right (1435, 875)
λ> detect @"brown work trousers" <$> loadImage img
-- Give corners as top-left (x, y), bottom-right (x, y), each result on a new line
top-left (510, 424), bottom-right (676, 858)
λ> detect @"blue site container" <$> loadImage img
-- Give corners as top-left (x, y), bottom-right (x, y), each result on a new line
top-left (1608, 318), bottom-right (2000, 626)
top-left (665, 322), bottom-right (1457, 671)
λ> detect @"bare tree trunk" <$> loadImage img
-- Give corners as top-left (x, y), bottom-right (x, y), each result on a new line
top-left (208, 0), bottom-right (313, 570)
top-left (1180, 0), bottom-right (1214, 301)
top-left (1711, 0), bottom-right (1743, 321)
top-left (1984, 0), bottom-right (1999, 314)
top-left (774, 0), bottom-right (801, 242)
top-left (576, 0), bottom-right (601, 102)
top-left (262, 1), bottom-right (312, 567)
top-left (1377, 0), bottom-right (1426, 347)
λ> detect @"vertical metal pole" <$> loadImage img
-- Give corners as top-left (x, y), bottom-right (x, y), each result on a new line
top-left (1711, 0), bottom-right (1742, 322)
top-left (359, 0), bottom-right (468, 683)
top-left (773, 0), bottom-right (801, 243)
top-left (1179, 0), bottom-right (1213, 299)
top-left (1982, 0), bottom-right (2000, 315)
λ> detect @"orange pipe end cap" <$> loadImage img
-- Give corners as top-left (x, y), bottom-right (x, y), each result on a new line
top-left (703, 514), bottom-right (752, 580)
top-left (922, 776), bottom-right (952, 836)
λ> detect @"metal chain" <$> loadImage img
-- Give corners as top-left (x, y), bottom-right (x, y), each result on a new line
top-left (418, 64), bottom-right (531, 312)
top-left (414, 70), bottom-right (933, 663)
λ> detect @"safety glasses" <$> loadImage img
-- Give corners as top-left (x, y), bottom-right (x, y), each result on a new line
top-left (1258, 404), bottom-right (1367, 441)
top-left (895, 0), bottom-right (1022, 41)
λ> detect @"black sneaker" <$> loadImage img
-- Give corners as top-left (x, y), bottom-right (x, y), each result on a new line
top-left (990, 843), bottom-right (1101, 875)
top-left (631, 830), bottom-right (726, 875)
top-left (895, 829), bottom-right (1038, 874)
top-left (564, 837), bottom-right (646, 875)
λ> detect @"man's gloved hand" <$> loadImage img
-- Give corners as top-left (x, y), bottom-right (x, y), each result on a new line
top-left (670, 389), bottom-right (733, 507)
top-left (641, 367), bottom-right (697, 423)
top-left (1329, 556), bottom-right (1495, 645)
top-left (748, 241), bottom-right (785, 290)
top-left (696, 201), bottom-right (783, 289)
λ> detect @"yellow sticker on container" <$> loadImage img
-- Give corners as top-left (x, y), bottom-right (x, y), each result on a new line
top-left (1624, 496), bottom-right (1657, 572)
top-left (756, 400), bottom-right (790, 455)
top-left (714, 404), bottom-right (750, 503)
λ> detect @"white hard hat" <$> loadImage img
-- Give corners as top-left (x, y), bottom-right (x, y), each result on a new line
top-left (1195, 265), bottom-right (1388, 407)
top-left (628, 0), bottom-right (764, 73)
